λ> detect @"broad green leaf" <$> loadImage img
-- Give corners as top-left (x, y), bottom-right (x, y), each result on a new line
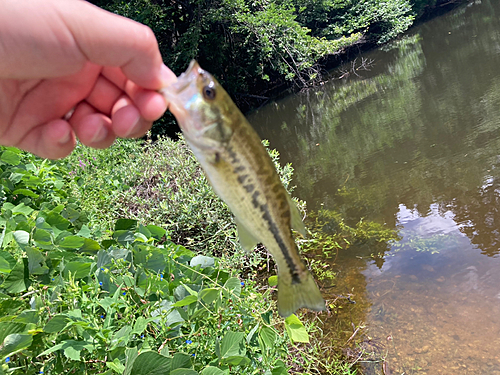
top-left (13, 230), bottom-right (29, 248)
top-left (80, 238), bottom-right (100, 253)
top-left (45, 211), bottom-right (71, 230)
top-left (62, 207), bottom-right (81, 223)
top-left (124, 347), bottom-right (139, 375)
top-left (0, 150), bottom-right (20, 165)
top-left (0, 299), bottom-right (24, 316)
top-left (0, 322), bottom-right (26, 344)
top-left (171, 352), bottom-right (192, 370)
top-left (63, 261), bottom-right (91, 279)
top-left (12, 189), bottom-right (39, 198)
top-left (0, 333), bottom-right (32, 358)
top-left (220, 331), bottom-right (245, 359)
top-left (268, 275), bottom-right (278, 287)
top-left (190, 255), bottom-right (214, 269)
top-left (284, 314), bottom-right (309, 343)
top-left (271, 361), bottom-right (288, 375)
top-left (77, 224), bottom-right (91, 238)
top-left (246, 323), bottom-right (259, 344)
top-left (0, 256), bottom-right (11, 274)
top-left (138, 224), bottom-right (152, 239)
top-left (171, 370), bottom-right (198, 375)
top-left (44, 314), bottom-right (70, 333)
top-left (134, 233), bottom-right (148, 242)
top-left (201, 367), bottom-right (227, 375)
top-left (113, 230), bottom-right (135, 245)
top-left (11, 203), bottom-right (34, 216)
top-left (173, 295), bottom-right (197, 307)
top-left (33, 228), bottom-right (52, 245)
top-left (38, 339), bottom-right (93, 361)
top-left (115, 219), bottom-right (137, 231)
top-left (58, 235), bottom-right (85, 249)
top-left (2, 260), bottom-right (29, 293)
top-left (259, 326), bottom-right (277, 348)
top-left (0, 251), bottom-right (16, 270)
top-left (223, 277), bottom-right (241, 298)
top-left (26, 247), bottom-right (49, 275)
top-left (130, 351), bottom-right (172, 375)
top-left (106, 359), bottom-right (126, 373)
top-left (144, 249), bottom-right (166, 272)
top-left (111, 326), bottom-right (132, 349)
top-left (96, 250), bottom-right (112, 269)
top-left (101, 239), bottom-right (117, 249)
top-left (223, 355), bottom-right (250, 366)
top-left (131, 317), bottom-right (148, 335)
top-left (146, 225), bottom-right (166, 240)
top-left (200, 288), bottom-right (219, 304)
top-left (166, 309), bottom-right (185, 327)
top-left (182, 283), bottom-right (198, 297)
top-left (14, 310), bottom-right (38, 324)
top-left (109, 248), bottom-right (130, 260)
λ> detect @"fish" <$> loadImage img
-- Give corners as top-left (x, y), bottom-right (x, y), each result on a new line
top-left (160, 60), bottom-right (325, 317)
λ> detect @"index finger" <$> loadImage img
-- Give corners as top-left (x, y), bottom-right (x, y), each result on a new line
top-left (59, 0), bottom-right (172, 89)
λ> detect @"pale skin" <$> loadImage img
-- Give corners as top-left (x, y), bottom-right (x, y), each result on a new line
top-left (0, 0), bottom-right (177, 159)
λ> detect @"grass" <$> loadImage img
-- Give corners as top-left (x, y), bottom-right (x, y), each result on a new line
top-left (0, 137), bottom-right (397, 374)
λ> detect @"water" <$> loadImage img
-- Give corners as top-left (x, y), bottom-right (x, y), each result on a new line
top-left (248, 1), bottom-right (500, 373)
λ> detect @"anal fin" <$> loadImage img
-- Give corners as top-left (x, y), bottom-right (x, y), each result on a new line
top-left (288, 195), bottom-right (306, 237)
top-left (235, 217), bottom-right (259, 253)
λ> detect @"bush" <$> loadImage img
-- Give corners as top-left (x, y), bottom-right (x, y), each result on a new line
top-left (64, 137), bottom-right (296, 273)
top-left (0, 146), bottom-right (309, 374)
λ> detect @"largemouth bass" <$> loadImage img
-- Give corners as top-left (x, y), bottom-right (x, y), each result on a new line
top-left (160, 60), bottom-right (325, 317)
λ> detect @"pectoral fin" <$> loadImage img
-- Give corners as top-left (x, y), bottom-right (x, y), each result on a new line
top-left (289, 195), bottom-right (306, 237)
top-left (235, 218), bottom-right (259, 253)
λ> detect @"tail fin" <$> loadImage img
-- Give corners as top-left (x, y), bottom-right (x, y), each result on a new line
top-left (277, 271), bottom-right (325, 317)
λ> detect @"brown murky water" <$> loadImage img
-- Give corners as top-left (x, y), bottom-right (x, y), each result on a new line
top-left (248, 1), bottom-right (500, 373)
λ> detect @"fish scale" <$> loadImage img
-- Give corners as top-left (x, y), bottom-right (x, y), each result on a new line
top-left (161, 60), bottom-right (325, 317)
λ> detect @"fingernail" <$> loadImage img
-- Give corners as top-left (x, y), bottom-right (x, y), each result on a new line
top-left (91, 124), bottom-right (108, 143)
top-left (160, 64), bottom-right (177, 87)
top-left (123, 113), bottom-right (140, 138)
top-left (58, 127), bottom-right (71, 144)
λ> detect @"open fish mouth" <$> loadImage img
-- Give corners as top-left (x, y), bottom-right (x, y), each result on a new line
top-left (160, 60), bottom-right (201, 97)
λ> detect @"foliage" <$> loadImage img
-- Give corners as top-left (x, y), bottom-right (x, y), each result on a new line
top-left (64, 137), bottom-right (296, 274)
top-left (299, 207), bottom-right (398, 282)
top-left (86, 0), bottom-right (458, 137)
top-left (294, 0), bottom-right (415, 44)
top-left (0, 146), bottom-right (312, 374)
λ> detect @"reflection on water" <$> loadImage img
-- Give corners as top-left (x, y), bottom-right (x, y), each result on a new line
top-left (248, 0), bottom-right (500, 373)
top-left (365, 205), bottom-right (500, 374)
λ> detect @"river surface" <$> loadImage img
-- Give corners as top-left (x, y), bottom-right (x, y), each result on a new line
top-left (249, 1), bottom-right (500, 374)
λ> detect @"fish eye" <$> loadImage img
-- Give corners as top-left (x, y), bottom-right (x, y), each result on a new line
top-left (203, 85), bottom-right (216, 100)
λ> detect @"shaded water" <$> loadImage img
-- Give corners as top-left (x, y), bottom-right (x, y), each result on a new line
top-left (249, 1), bottom-right (500, 373)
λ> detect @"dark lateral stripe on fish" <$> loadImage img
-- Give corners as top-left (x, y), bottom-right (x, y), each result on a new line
top-left (261, 205), bottom-right (301, 284)
top-left (248, 190), bottom-right (301, 284)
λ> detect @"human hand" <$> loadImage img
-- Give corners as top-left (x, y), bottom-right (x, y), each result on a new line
top-left (0, 0), bottom-right (177, 159)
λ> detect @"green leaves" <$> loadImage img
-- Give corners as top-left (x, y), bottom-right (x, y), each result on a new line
top-left (284, 314), bottom-right (309, 343)
top-left (129, 352), bottom-right (172, 375)
top-left (0, 144), bottom-right (307, 374)
top-left (0, 333), bottom-right (33, 359)
top-left (1, 149), bottom-right (21, 166)
top-left (219, 331), bottom-right (249, 366)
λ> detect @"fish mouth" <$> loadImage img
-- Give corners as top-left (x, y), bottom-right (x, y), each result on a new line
top-left (160, 60), bottom-right (201, 97)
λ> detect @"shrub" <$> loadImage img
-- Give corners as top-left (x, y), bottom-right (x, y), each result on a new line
top-left (0, 146), bottom-right (308, 374)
